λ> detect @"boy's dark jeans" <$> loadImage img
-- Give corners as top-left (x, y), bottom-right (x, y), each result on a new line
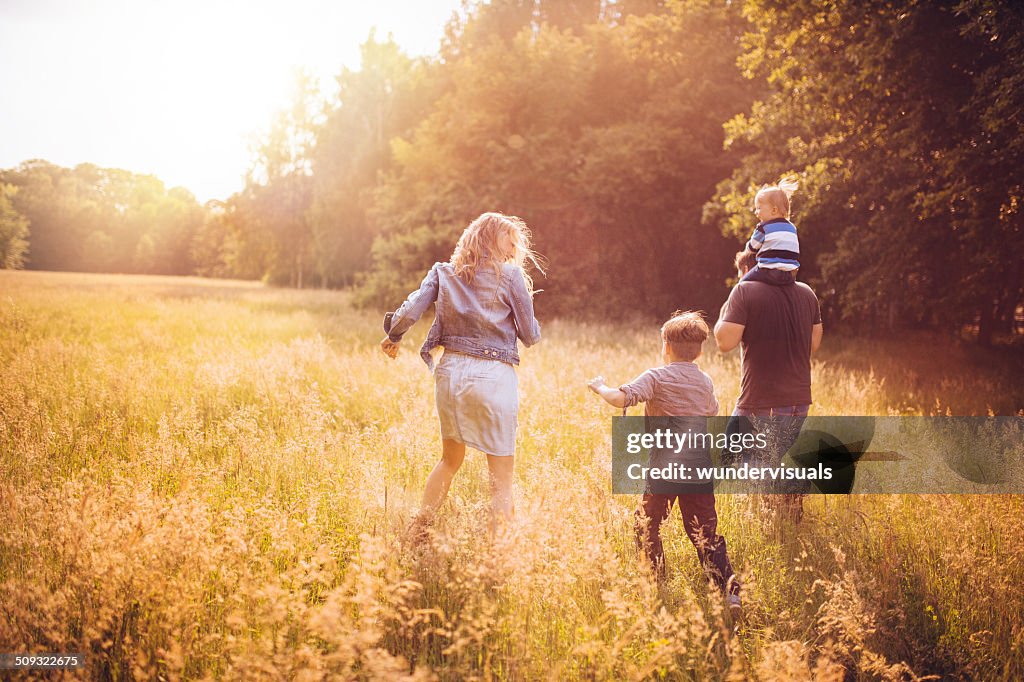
top-left (635, 485), bottom-right (740, 597)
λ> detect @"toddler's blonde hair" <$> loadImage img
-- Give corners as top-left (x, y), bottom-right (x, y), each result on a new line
top-left (755, 176), bottom-right (799, 218)
top-left (451, 212), bottom-right (543, 292)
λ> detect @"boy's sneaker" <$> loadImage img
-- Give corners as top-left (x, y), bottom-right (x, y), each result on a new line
top-left (727, 593), bottom-right (743, 625)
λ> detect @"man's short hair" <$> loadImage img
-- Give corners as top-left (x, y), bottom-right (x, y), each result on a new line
top-left (734, 249), bottom-right (758, 274)
top-left (662, 311), bottom-right (709, 361)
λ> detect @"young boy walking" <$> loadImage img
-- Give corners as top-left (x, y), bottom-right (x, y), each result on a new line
top-left (588, 311), bottom-right (741, 618)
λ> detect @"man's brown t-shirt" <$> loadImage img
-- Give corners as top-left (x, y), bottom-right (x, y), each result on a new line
top-left (719, 280), bottom-right (821, 409)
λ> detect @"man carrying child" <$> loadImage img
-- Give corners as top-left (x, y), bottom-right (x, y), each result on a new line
top-left (715, 249), bottom-right (823, 521)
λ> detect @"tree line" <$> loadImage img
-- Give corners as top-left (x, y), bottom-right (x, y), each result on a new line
top-left (2, 0), bottom-right (1021, 344)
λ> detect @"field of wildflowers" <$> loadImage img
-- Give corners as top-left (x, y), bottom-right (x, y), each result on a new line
top-left (1, 271), bottom-right (1022, 680)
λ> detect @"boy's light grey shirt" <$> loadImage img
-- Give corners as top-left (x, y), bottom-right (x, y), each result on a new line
top-left (384, 259), bottom-right (541, 370)
top-left (619, 361), bottom-right (719, 472)
top-left (619, 361), bottom-right (719, 417)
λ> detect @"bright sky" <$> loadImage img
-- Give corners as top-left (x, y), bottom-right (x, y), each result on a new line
top-left (0, 0), bottom-right (462, 202)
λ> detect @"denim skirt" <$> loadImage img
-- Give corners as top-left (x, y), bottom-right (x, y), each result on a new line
top-left (434, 350), bottom-right (519, 457)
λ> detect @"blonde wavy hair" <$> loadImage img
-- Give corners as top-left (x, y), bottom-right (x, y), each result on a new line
top-left (755, 176), bottom-right (799, 218)
top-left (450, 212), bottom-right (544, 292)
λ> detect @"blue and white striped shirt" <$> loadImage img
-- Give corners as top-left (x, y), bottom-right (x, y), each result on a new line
top-left (747, 218), bottom-right (800, 271)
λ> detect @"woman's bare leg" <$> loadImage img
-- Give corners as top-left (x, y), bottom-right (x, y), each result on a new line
top-left (486, 454), bottom-right (515, 533)
top-left (418, 438), bottom-right (466, 518)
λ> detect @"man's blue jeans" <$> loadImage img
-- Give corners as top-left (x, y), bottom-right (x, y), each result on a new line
top-left (726, 404), bottom-right (810, 496)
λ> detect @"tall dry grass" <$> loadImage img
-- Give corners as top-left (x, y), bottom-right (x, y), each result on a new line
top-left (1, 270), bottom-right (1022, 680)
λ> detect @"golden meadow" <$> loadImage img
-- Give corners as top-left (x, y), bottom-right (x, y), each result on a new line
top-left (2, 270), bottom-right (1023, 680)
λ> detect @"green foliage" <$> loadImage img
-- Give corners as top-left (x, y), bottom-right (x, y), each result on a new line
top-left (241, 72), bottom-right (322, 288)
top-left (358, 0), bottom-right (754, 317)
top-left (0, 161), bottom-right (203, 275)
top-left (0, 184), bottom-right (29, 269)
top-left (706, 0), bottom-right (1024, 343)
top-left (309, 35), bottom-right (441, 287)
top-left (2, 0), bottom-right (1020, 340)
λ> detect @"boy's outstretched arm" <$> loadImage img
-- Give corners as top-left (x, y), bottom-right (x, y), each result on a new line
top-left (587, 376), bottom-right (627, 409)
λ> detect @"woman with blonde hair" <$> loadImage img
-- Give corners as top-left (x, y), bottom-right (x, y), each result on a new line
top-left (380, 212), bottom-right (543, 538)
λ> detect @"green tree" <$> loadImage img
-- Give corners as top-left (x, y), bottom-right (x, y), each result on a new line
top-left (190, 200), bottom-right (232, 278)
top-left (308, 34), bottom-right (439, 287)
top-left (707, 0), bottom-right (1024, 344)
top-left (1, 161), bottom-right (83, 272)
top-left (0, 184), bottom-right (29, 269)
top-left (359, 19), bottom-right (595, 308)
top-left (359, 0), bottom-right (753, 317)
top-left (0, 161), bottom-right (205, 276)
top-left (241, 72), bottom-right (321, 287)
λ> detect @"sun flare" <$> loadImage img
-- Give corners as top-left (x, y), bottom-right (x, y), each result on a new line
top-left (0, 0), bottom-right (460, 201)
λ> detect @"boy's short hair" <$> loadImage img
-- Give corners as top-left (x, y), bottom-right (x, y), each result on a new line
top-left (661, 310), bottom-right (709, 361)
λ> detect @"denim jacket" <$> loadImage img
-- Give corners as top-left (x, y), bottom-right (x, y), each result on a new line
top-left (383, 259), bottom-right (541, 370)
